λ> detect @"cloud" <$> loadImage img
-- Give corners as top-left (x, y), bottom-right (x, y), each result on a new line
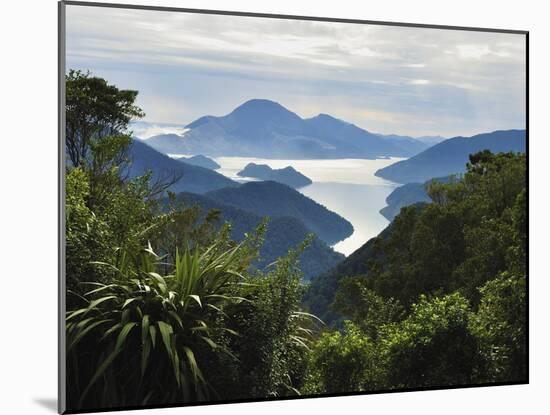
top-left (410, 79), bottom-right (431, 85)
top-left (65, 4), bottom-right (526, 137)
top-left (403, 63), bottom-right (426, 68)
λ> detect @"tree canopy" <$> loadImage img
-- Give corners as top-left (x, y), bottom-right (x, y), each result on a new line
top-left (65, 69), bottom-right (144, 167)
top-left (64, 71), bottom-right (527, 411)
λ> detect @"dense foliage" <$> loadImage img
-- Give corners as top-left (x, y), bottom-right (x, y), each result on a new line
top-left (66, 69), bottom-right (144, 168)
top-left (302, 150), bottom-right (527, 392)
top-left (379, 176), bottom-right (454, 221)
top-left (173, 191), bottom-right (344, 280)
top-left (65, 72), bottom-right (527, 411)
top-left (65, 73), bottom-right (318, 411)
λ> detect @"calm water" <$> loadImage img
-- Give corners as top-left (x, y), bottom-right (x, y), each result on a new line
top-left (169, 155), bottom-right (403, 256)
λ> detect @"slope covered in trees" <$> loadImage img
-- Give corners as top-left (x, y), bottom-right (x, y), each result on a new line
top-left (206, 181), bottom-right (354, 245)
top-left (172, 192), bottom-right (344, 280)
top-left (64, 71), bottom-right (527, 411)
top-left (302, 225), bottom-right (394, 324)
top-left (302, 150), bottom-right (526, 393)
top-left (237, 163), bottom-right (312, 188)
top-left (306, 151), bottom-right (526, 323)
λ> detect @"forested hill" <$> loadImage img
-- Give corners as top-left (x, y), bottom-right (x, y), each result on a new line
top-left (303, 224), bottom-right (395, 323)
top-left (128, 139), bottom-right (237, 194)
top-left (206, 181), bottom-right (354, 245)
top-left (237, 163), bottom-right (312, 188)
top-left (375, 129), bottom-right (526, 183)
top-left (305, 151), bottom-right (526, 326)
top-left (174, 192), bottom-right (344, 280)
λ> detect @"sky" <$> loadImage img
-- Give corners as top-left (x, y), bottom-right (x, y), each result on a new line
top-left (66, 4), bottom-right (526, 138)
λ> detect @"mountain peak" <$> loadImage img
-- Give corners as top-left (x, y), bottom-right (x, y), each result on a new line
top-left (308, 113), bottom-right (349, 126)
top-left (315, 113), bottom-right (339, 121)
top-left (236, 98), bottom-right (285, 109)
top-left (230, 99), bottom-right (299, 119)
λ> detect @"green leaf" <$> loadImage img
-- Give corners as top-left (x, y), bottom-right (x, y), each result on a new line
top-left (79, 349), bottom-right (119, 406)
top-left (141, 336), bottom-right (151, 377)
top-left (149, 325), bottom-right (157, 348)
top-left (87, 295), bottom-right (118, 311)
top-left (68, 319), bottom-right (111, 350)
top-left (84, 284), bottom-right (116, 296)
top-left (157, 321), bottom-right (174, 362)
top-left (168, 311), bottom-right (183, 328)
top-left (199, 336), bottom-right (218, 350)
top-left (141, 315), bottom-right (150, 344)
top-left (122, 298), bottom-right (139, 309)
top-left (188, 294), bottom-right (202, 308)
top-left (183, 346), bottom-right (204, 385)
top-left (115, 322), bottom-right (137, 352)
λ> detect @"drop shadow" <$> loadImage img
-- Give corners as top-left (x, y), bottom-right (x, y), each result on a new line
top-left (34, 398), bottom-right (57, 413)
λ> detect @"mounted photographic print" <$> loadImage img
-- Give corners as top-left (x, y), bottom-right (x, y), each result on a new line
top-left (59, 1), bottom-right (528, 413)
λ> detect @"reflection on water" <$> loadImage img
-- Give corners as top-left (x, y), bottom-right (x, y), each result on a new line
top-left (300, 182), bottom-right (395, 255)
top-left (212, 156), bottom-right (402, 186)
top-left (169, 154), bottom-right (403, 256)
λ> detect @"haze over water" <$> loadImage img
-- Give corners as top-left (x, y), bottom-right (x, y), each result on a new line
top-left (170, 155), bottom-right (403, 256)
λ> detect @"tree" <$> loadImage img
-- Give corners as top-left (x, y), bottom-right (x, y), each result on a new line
top-left (66, 69), bottom-right (144, 167)
top-left (380, 293), bottom-right (484, 388)
top-left (359, 151), bottom-right (526, 307)
top-left (210, 238), bottom-right (319, 399)
top-left (303, 321), bottom-right (384, 394)
top-left (332, 276), bottom-right (403, 339)
top-left (470, 273), bottom-right (527, 383)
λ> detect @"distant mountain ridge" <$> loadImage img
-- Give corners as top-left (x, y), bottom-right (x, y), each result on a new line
top-left (178, 154), bottom-right (220, 170)
top-left (376, 133), bottom-right (446, 155)
top-left (237, 163), bottom-right (312, 188)
top-left (144, 99), bottom-right (435, 159)
top-left (375, 129), bottom-right (526, 183)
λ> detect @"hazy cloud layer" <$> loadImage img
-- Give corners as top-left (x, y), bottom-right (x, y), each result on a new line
top-left (66, 5), bottom-right (526, 137)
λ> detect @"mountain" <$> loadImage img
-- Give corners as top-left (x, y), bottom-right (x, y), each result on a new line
top-left (178, 154), bottom-right (220, 170)
top-left (175, 192), bottom-right (344, 280)
top-left (380, 176), bottom-right (454, 221)
top-left (415, 135), bottom-right (447, 145)
top-left (237, 163), bottom-right (312, 188)
top-left (128, 139), bottom-right (237, 194)
top-left (376, 133), bottom-right (431, 155)
top-left (145, 99), bottom-right (429, 159)
top-left (376, 133), bottom-right (446, 154)
top-left (375, 129), bottom-right (526, 183)
top-left (205, 181), bottom-right (353, 245)
top-left (302, 113), bottom-right (416, 158)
